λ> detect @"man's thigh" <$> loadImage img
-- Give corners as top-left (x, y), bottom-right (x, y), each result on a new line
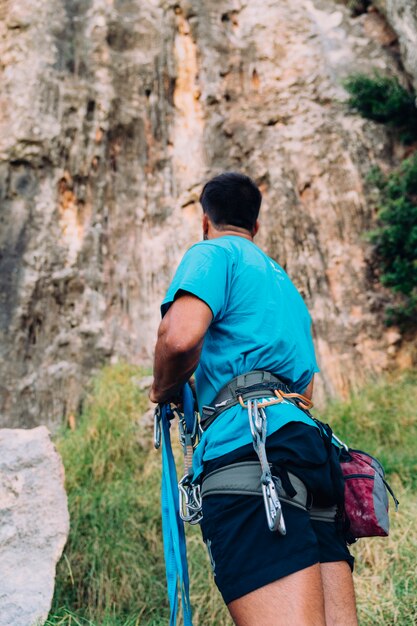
top-left (226, 561), bottom-right (358, 626)
top-left (227, 563), bottom-right (326, 626)
top-left (320, 561), bottom-right (358, 626)
top-left (201, 498), bottom-right (321, 605)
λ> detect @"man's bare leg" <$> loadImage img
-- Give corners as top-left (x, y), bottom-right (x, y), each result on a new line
top-left (227, 564), bottom-right (326, 626)
top-left (320, 561), bottom-right (358, 626)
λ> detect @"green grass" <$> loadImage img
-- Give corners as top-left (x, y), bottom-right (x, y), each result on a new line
top-left (49, 365), bottom-right (417, 625)
top-left (321, 369), bottom-right (417, 489)
top-left (321, 370), bottom-right (417, 625)
top-left (48, 364), bottom-right (171, 625)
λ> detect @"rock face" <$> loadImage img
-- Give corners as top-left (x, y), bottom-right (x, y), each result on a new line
top-left (0, 0), bottom-right (416, 427)
top-left (0, 426), bottom-right (69, 626)
top-left (372, 0), bottom-right (417, 88)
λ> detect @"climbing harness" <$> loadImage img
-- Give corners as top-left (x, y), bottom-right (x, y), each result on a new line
top-left (201, 370), bottom-right (315, 534)
top-left (201, 461), bottom-right (338, 523)
top-left (200, 370), bottom-right (313, 430)
top-left (154, 384), bottom-right (201, 626)
top-left (201, 399), bottom-right (339, 533)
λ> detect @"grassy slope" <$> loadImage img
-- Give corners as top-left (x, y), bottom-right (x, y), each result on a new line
top-left (47, 365), bottom-right (417, 625)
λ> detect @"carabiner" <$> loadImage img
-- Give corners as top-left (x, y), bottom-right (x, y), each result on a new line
top-left (179, 474), bottom-right (203, 524)
top-left (153, 405), bottom-right (162, 449)
top-left (262, 474), bottom-right (286, 535)
top-left (331, 431), bottom-right (349, 451)
top-left (247, 400), bottom-right (257, 440)
top-left (178, 413), bottom-right (199, 449)
top-left (253, 399), bottom-right (264, 434)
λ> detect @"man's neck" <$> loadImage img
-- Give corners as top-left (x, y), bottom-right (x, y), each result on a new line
top-left (209, 225), bottom-right (253, 241)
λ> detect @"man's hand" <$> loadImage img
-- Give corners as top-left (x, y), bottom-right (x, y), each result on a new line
top-left (150, 293), bottom-right (212, 404)
top-left (149, 386), bottom-right (173, 404)
top-left (188, 376), bottom-right (197, 401)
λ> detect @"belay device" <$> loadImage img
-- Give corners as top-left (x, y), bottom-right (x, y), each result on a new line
top-left (154, 384), bottom-right (201, 626)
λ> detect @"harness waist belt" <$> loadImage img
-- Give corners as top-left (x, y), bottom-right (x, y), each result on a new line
top-left (201, 461), bottom-right (337, 522)
top-left (201, 370), bottom-right (293, 431)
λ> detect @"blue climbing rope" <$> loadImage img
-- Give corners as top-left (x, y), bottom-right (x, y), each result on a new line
top-left (159, 386), bottom-right (195, 626)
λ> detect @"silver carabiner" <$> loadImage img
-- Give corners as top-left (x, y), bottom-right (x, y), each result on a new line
top-left (178, 476), bottom-right (192, 521)
top-left (178, 474), bottom-right (203, 524)
top-left (262, 474), bottom-right (286, 535)
top-left (331, 431), bottom-right (349, 451)
top-left (253, 399), bottom-right (264, 434)
top-left (178, 413), bottom-right (199, 449)
top-left (249, 399), bottom-right (263, 436)
top-left (154, 406), bottom-right (162, 449)
top-left (248, 401), bottom-right (267, 445)
top-left (248, 398), bottom-right (286, 534)
top-left (247, 399), bottom-right (254, 437)
top-left (188, 483), bottom-right (203, 524)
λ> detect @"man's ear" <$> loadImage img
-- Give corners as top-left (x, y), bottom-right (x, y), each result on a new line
top-left (202, 213), bottom-right (209, 238)
top-left (252, 220), bottom-right (260, 237)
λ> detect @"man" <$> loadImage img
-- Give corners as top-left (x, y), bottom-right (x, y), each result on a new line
top-left (150, 172), bottom-right (357, 626)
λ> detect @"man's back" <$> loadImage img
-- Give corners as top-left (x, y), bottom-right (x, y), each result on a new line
top-left (162, 235), bottom-right (318, 411)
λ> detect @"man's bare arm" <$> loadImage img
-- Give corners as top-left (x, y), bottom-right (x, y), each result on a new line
top-left (303, 375), bottom-right (314, 401)
top-left (150, 294), bottom-right (213, 404)
top-left (303, 324), bottom-right (316, 402)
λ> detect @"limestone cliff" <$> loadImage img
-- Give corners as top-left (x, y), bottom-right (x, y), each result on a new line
top-left (372, 0), bottom-right (417, 89)
top-left (0, 0), bottom-right (415, 428)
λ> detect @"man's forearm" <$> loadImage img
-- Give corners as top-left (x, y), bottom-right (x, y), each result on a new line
top-left (303, 375), bottom-right (314, 401)
top-left (151, 339), bottom-right (201, 404)
top-left (150, 293), bottom-right (213, 404)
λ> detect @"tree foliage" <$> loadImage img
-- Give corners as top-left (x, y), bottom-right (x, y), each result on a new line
top-left (368, 156), bottom-right (417, 326)
top-left (344, 73), bottom-right (417, 143)
top-left (344, 72), bottom-right (417, 325)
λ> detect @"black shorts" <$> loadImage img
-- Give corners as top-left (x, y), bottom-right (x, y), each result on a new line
top-left (200, 422), bottom-right (354, 605)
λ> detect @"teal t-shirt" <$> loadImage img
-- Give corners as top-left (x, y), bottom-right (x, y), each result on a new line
top-left (161, 235), bottom-right (319, 479)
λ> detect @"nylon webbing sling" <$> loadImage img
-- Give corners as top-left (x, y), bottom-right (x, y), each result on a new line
top-left (157, 386), bottom-right (196, 626)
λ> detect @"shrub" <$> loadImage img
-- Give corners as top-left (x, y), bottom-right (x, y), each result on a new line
top-left (343, 0), bottom-right (371, 17)
top-left (367, 155), bottom-right (417, 326)
top-left (344, 73), bottom-right (417, 143)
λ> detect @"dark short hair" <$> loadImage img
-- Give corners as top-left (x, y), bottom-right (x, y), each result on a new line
top-left (199, 172), bottom-right (262, 231)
